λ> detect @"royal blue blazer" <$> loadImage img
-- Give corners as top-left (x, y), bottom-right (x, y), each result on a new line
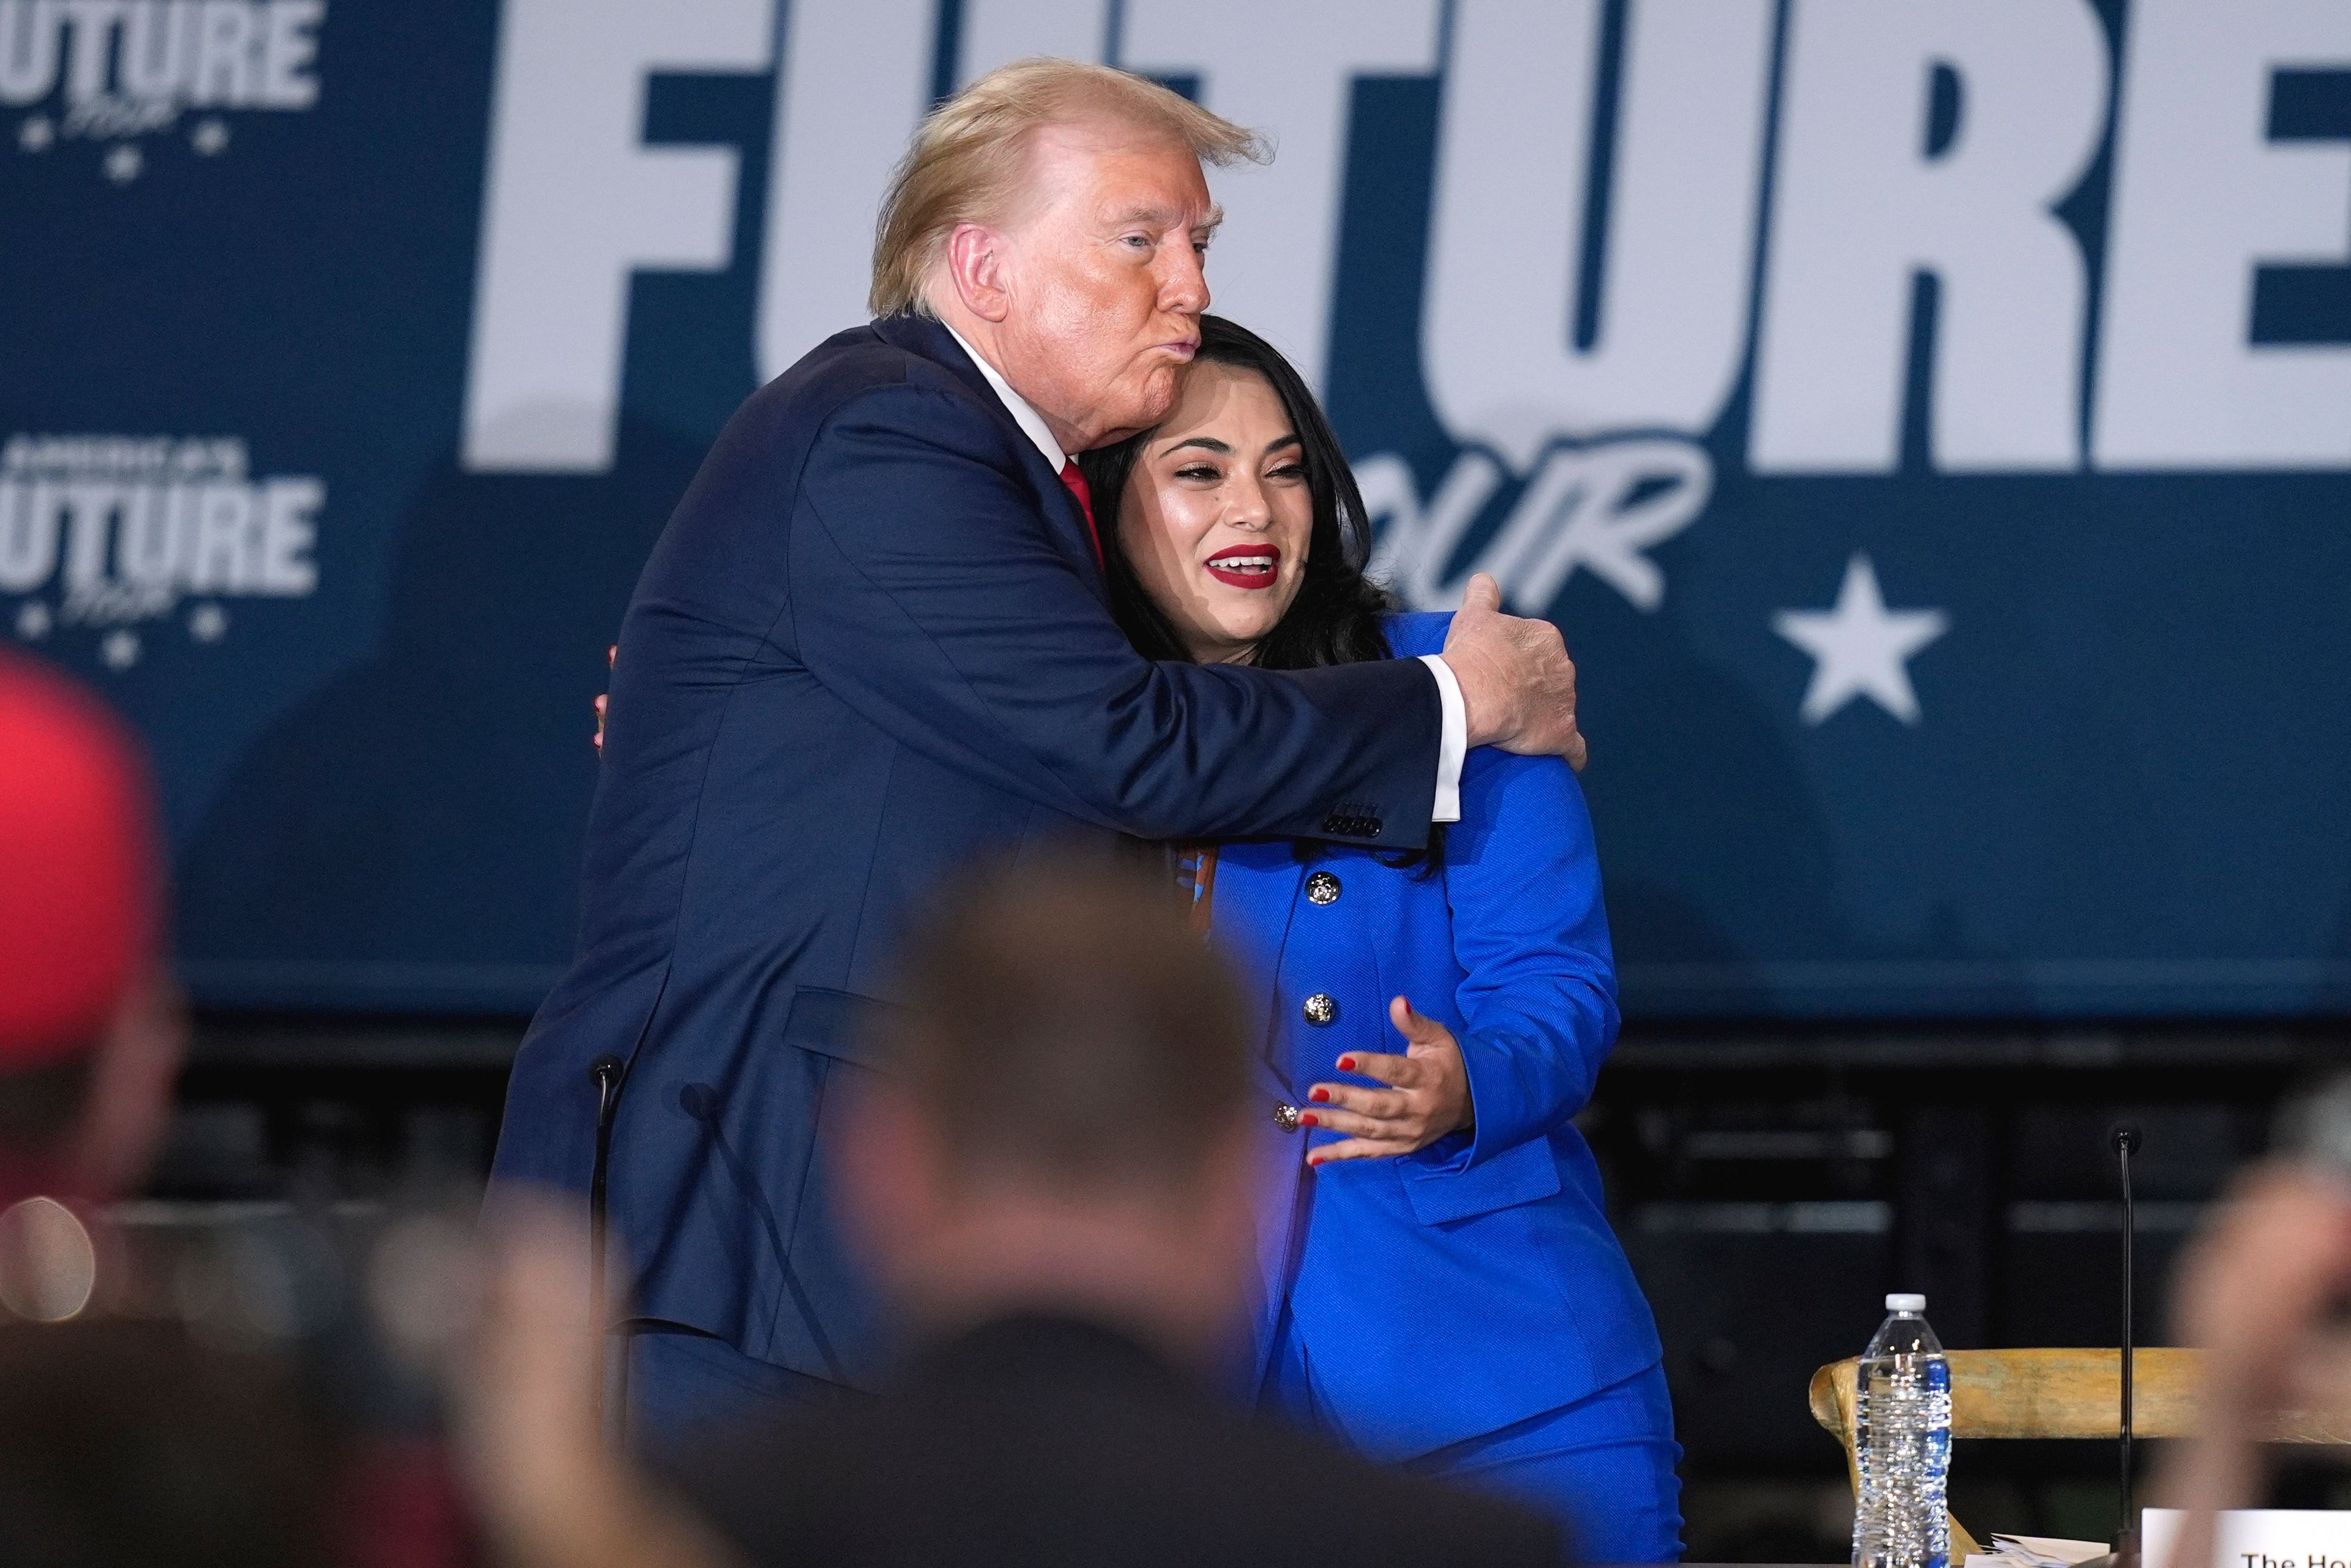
top-left (490, 317), bottom-right (1447, 1389)
top-left (1214, 613), bottom-right (1664, 1461)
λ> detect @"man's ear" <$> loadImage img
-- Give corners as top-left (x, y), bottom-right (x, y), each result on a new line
top-left (67, 966), bottom-right (186, 1200)
top-left (941, 222), bottom-right (1013, 324)
top-left (1202, 1114), bottom-right (1262, 1234)
top-left (833, 1080), bottom-right (942, 1291)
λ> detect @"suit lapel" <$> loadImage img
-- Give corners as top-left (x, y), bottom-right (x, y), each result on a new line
top-left (869, 315), bottom-right (1104, 596)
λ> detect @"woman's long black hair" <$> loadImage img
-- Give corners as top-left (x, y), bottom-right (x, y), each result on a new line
top-left (1078, 314), bottom-right (1440, 869)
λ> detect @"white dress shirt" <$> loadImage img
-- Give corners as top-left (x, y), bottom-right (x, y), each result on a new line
top-left (941, 321), bottom-right (1466, 823)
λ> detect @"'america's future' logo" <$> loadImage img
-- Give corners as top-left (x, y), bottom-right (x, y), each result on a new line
top-left (3, 0), bottom-right (324, 182)
top-left (1, 433), bottom-right (323, 671)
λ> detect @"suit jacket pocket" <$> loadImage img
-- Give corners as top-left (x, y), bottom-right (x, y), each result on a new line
top-left (781, 986), bottom-right (898, 1075)
top-left (1401, 1135), bottom-right (1562, 1226)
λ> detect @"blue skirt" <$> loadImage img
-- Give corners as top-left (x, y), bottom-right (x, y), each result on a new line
top-left (1264, 1307), bottom-right (1684, 1564)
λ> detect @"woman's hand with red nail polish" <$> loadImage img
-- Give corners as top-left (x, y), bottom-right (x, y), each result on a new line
top-left (1295, 997), bottom-right (1473, 1165)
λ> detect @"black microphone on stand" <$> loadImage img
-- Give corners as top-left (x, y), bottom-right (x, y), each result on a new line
top-left (2112, 1121), bottom-right (2144, 1568)
top-left (588, 1054), bottom-right (626, 1426)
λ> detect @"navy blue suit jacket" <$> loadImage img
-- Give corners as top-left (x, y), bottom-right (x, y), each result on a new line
top-left (490, 317), bottom-right (1443, 1387)
top-left (1223, 614), bottom-right (1662, 1459)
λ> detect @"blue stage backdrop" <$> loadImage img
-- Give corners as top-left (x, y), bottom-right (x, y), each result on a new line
top-left (4, 0), bottom-right (2350, 1018)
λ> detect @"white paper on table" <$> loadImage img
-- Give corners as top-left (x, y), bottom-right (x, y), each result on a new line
top-left (2143, 1508), bottom-right (2351, 1568)
top-left (1964, 1535), bottom-right (2112, 1568)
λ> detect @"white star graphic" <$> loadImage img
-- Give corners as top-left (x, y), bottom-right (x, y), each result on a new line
top-left (13, 601), bottom-right (52, 641)
top-left (188, 602), bottom-right (228, 643)
top-left (1772, 554), bottom-right (1948, 726)
top-left (103, 142), bottom-right (143, 183)
top-left (190, 118), bottom-right (230, 156)
top-left (18, 115), bottom-right (53, 153)
top-left (99, 629), bottom-right (141, 670)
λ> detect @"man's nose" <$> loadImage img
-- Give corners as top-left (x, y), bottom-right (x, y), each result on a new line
top-left (1161, 246), bottom-right (1209, 315)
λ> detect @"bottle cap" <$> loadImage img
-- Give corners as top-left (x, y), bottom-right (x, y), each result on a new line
top-left (1886, 1292), bottom-right (1926, 1312)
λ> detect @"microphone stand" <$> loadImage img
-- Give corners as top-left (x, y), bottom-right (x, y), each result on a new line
top-left (589, 1054), bottom-right (626, 1430)
top-left (2112, 1122), bottom-right (2144, 1568)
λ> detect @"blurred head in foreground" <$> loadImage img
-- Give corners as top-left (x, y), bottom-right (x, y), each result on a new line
top-left (841, 857), bottom-right (1261, 1365)
top-left (0, 652), bottom-right (184, 1210)
top-left (2153, 1083), bottom-right (2351, 1558)
top-left (644, 866), bottom-right (1565, 1566)
top-left (0, 659), bottom-right (328, 1568)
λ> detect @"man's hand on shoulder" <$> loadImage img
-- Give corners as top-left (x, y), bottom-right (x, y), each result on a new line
top-left (1439, 574), bottom-right (1587, 770)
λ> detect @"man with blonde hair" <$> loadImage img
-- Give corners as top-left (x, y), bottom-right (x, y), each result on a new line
top-left (492, 59), bottom-right (1589, 1439)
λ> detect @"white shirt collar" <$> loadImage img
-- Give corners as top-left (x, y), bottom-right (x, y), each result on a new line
top-left (942, 321), bottom-right (1067, 472)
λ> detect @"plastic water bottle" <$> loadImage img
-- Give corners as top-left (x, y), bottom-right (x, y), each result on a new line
top-left (1852, 1292), bottom-right (1952, 1568)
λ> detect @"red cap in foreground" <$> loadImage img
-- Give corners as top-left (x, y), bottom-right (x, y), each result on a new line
top-left (0, 652), bottom-right (160, 1071)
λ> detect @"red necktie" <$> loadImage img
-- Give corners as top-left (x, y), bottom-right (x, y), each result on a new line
top-left (1058, 459), bottom-right (1103, 568)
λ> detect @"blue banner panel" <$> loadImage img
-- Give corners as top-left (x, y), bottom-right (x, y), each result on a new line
top-left (5, 0), bottom-right (2350, 1018)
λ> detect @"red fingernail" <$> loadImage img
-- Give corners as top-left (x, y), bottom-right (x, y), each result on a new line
top-left (1300, 1112), bottom-right (1318, 1128)
top-left (1310, 1087), bottom-right (1330, 1103)
top-left (1338, 1057), bottom-right (1357, 1072)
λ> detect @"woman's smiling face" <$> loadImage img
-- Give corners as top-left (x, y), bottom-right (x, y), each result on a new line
top-left (1114, 361), bottom-right (1312, 665)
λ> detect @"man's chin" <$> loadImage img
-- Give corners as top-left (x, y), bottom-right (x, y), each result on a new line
top-left (1113, 374), bottom-right (1182, 437)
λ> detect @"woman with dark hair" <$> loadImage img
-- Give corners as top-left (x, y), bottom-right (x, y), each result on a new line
top-left (1079, 317), bottom-right (1681, 1563)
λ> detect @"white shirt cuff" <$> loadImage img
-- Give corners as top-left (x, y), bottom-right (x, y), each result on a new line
top-left (1419, 654), bottom-right (1466, 824)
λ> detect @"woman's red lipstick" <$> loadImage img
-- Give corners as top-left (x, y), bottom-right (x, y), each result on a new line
top-left (1204, 544), bottom-right (1281, 590)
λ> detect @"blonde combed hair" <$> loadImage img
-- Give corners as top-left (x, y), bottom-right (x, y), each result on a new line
top-left (870, 58), bottom-right (1268, 319)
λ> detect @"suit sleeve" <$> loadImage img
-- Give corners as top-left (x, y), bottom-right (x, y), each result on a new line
top-left (784, 382), bottom-right (1441, 846)
top-left (1415, 748), bottom-right (1620, 1172)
